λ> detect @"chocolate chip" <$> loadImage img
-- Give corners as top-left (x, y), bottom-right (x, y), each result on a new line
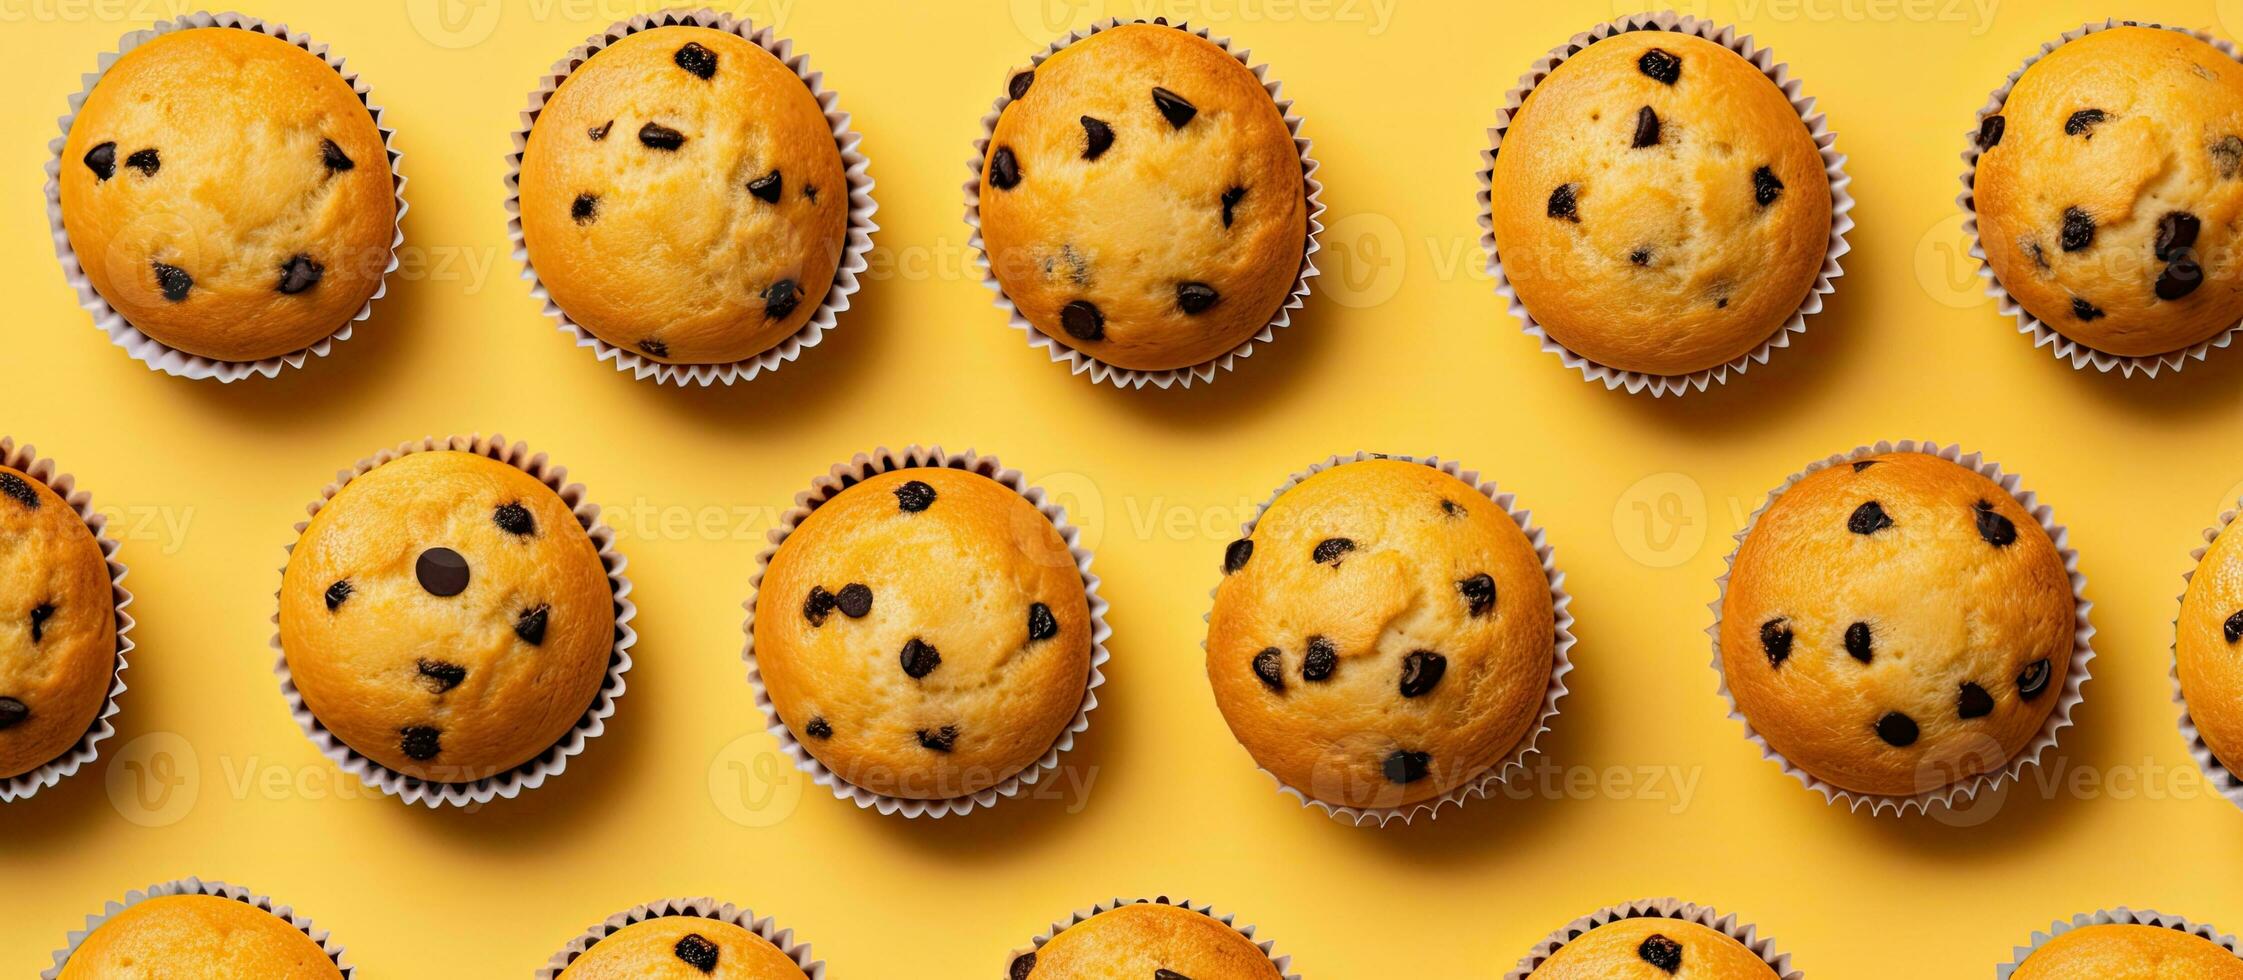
top-left (1027, 602), bottom-right (1058, 641)
top-left (1295, 636), bottom-right (1338, 683)
top-left (802, 184), bottom-right (818, 203)
top-left (83, 141), bottom-right (116, 180)
top-left (894, 480), bottom-right (937, 512)
top-left (0, 474), bottom-right (38, 509)
top-left (989, 147), bottom-right (1022, 189)
top-left (1172, 281), bottom-right (1222, 315)
top-left (1457, 573), bottom-right (1496, 618)
top-left (638, 123), bottom-right (685, 151)
top-left (492, 502), bottom-right (535, 537)
top-left (124, 147), bottom-right (159, 177)
top-left (1223, 538), bottom-right (1253, 574)
top-left (1311, 537), bottom-right (1355, 567)
top-left (1383, 749), bottom-right (1431, 783)
top-left (1959, 681), bottom-right (1995, 719)
top-left (416, 659), bottom-right (466, 694)
top-left (1848, 500), bottom-right (1893, 535)
top-left (399, 726), bottom-right (442, 761)
top-left (748, 170), bottom-right (782, 203)
top-left (1629, 247), bottom-right (1652, 266)
top-left (805, 716), bottom-right (832, 739)
top-left (2215, 135), bottom-right (2243, 179)
top-left (2017, 658), bottom-right (2052, 700)
top-left (900, 637), bottom-right (941, 678)
top-left (1398, 650), bottom-right (1447, 698)
top-left (1638, 935), bottom-right (1683, 974)
top-left (571, 193), bottom-right (599, 224)
top-left (673, 41), bottom-right (718, 79)
top-left (2157, 212), bottom-right (2201, 261)
top-left (1978, 114), bottom-right (2005, 149)
top-left (1008, 71), bottom-right (1034, 101)
top-left (2064, 108), bottom-right (2106, 137)
top-left (1060, 300), bottom-right (1104, 341)
top-left (515, 604), bottom-right (549, 645)
top-left (1638, 47), bottom-right (1682, 84)
top-left (2061, 206), bottom-right (2095, 252)
top-left (0, 698), bottom-right (25, 730)
top-left (1974, 500), bottom-right (2017, 547)
top-left (1753, 166), bottom-right (1784, 206)
top-left (673, 933), bottom-right (720, 973)
top-left (276, 255), bottom-right (324, 295)
top-left (2072, 297), bottom-right (2105, 321)
top-left (639, 339), bottom-right (669, 358)
top-left (415, 547), bottom-right (470, 597)
top-left (1440, 499), bottom-right (1463, 518)
top-left (1875, 711), bottom-right (1919, 747)
top-left (1761, 618), bottom-right (1793, 668)
top-left (2024, 240), bottom-right (2049, 269)
top-left (2226, 610), bottom-right (2243, 643)
top-left (1221, 186), bottom-right (1245, 228)
top-left (802, 586), bottom-right (835, 626)
top-left (588, 120), bottom-right (612, 141)
top-left (836, 583), bottom-right (873, 619)
top-left (1252, 648), bottom-right (1284, 691)
top-left (1632, 106), bottom-right (1661, 148)
top-left (1547, 183), bottom-right (1580, 222)
top-left (1155, 971), bottom-right (1191, 980)
top-left (2159, 257), bottom-right (2205, 300)
top-left (1845, 621), bottom-right (1873, 664)
top-left (320, 138), bottom-right (354, 172)
top-left (1009, 952), bottom-right (1037, 980)
top-left (324, 580), bottom-right (352, 611)
top-left (152, 262), bottom-right (192, 302)
top-left (1081, 116), bottom-right (1114, 160)
top-left (29, 604), bottom-right (54, 644)
top-left (1152, 86), bottom-right (1196, 128)
top-left (916, 725), bottom-right (958, 751)
top-left (763, 279), bottom-right (800, 321)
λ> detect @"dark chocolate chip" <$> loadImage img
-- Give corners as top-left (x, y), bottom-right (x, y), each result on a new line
top-left (988, 146), bottom-right (1022, 189)
top-left (748, 170), bottom-right (782, 203)
top-left (1974, 500), bottom-right (2017, 547)
top-left (1761, 618), bottom-right (1793, 668)
top-left (673, 41), bottom-right (718, 79)
top-left (1440, 499), bottom-right (1463, 518)
top-left (805, 716), bottom-right (832, 739)
top-left (1081, 116), bottom-right (1114, 160)
top-left (320, 138), bottom-right (354, 172)
top-left (894, 480), bottom-right (937, 512)
top-left (152, 261), bottom-right (192, 302)
top-left (1845, 621), bottom-right (1874, 664)
top-left (1959, 681), bottom-right (1995, 719)
top-left (1223, 538), bottom-right (1253, 574)
top-left (515, 604), bottom-right (549, 645)
top-left (0, 698), bottom-right (25, 730)
top-left (1848, 500), bottom-right (1893, 535)
top-left (1547, 183), bottom-right (1580, 222)
top-left (2159, 257), bottom-right (2205, 300)
top-left (2064, 108), bottom-right (2106, 137)
top-left (1977, 114), bottom-right (2005, 149)
top-left (1383, 749), bottom-right (1432, 783)
top-left (29, 604), bottom-right (54, 644)
top-left (1221, 186), bottom-right (1245, 228)
top-left (2226, 610), bottom-right (2243, 643)
top-left (1176, 281), bottom-right (1220, 314)
top-left (1252, 648), bottom-right (1284, 691)
top-left (673, 933), bottom-right (720, 973)
top-left (1398, 650), bottom-right (1447, 698)
top-left (802, 586), bottom-right (836, 626)
top-left (836, 583), bottom-right (873, 619)
top-left (1155, 971), bottom-right (1191, 980)
top-left (588, 120), bottom-right (613, 141)
top-left (399, 725), bottom-right (442, 761)
top-left (637, 123), bottom-right (685, 151)
top-left (1303, 636), bottom-right (1337, 682)
top-left (415, 547), bottom-right (470, 597)
top-left (124, 147), bottom-right (159, 177)
top-left (1060, 300), bottom-right (1105, 341)
top-left (1457, 573), bottom-right (1496, 618)
top-left (1629, 247), bottom-right (1652, 266)
top-left (1853, 460), bottom-right (1878, 472)
top-left (2024, 240), bottom-right (2049, 269)
top-left (638, 339), bottom-right (669, 358)
top-left (2157, 211), bottom-right (2202, 261)
top-left (0, 474), bottom-right (38, 509)
top-left (571, 193), bottom-right (599, 224)
top-left (1875, 711), bottom-right (1919, 747)
top-left (416, 659), bottom-right (466, 694)
top-left (493, 502), bottom-right (535, 536)
top-left (83, 141), bottom-right (116, 180)
top-left (324, 580), bottom-right (352, 611)
top-left (2216, 135), bottom-right (2243, 179)
top-left (2061, 206), bottom-right (2095, 252)
top-left (1009, 952), bottom-right (1037, 980)
top-left (1638, 934), bottom-right (1683, 974)
top-left (276, 254), bottom-right (324, 295)
top-left (802, 184), bottom-right (817, 202)
top-left (2017, 658), bottom-right (2052, 700)
top-left (2072, 297), bottom-right (2104, 321)
top-left (1151, 86), bottom-right (1196, 128)
top-left (1008, 71), bottom-right (1034, 101)
top-left (1312, 537), bottom-right (1355, 566)
top-left (916, 725), bottom-right (958, 752)
top-left (1632, 106), bottom-right (1661, 148)
top-left (1638, 48), bottom-right (1682, 84)
top-left (1753, 166), bottom-right (1784, 206)
top-left (761, 278), bottom-right (803, 322)
top-left (1027, 602), bottom-right (1058, 642)
top-left (899, 637), bottom-right (942, 678)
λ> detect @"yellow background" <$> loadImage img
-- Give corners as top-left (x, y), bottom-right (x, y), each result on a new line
top-left (4, 0), bottom-right (2242, 975)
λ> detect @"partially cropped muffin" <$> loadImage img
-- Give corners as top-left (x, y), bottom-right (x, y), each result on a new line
top-left (1721, 451), bottom-right (2075, 797)
top-left (0, 466), bottom-right (116, 781)
top-left (518, 25), bottom-right (847, 365)
top-left (755, 467), bottom-right (1092, 802)
top-left (978, 22), bottom-right (1309, 373)
top-left (60, 27), bottom-right (394, 363)
top-left (1010, 901), bottom-right (1279, 980)
top-left (1206, 458), bottom-right (1557, 811)
top-left (1974, 26), bottom-right (2243, 358)
top-left (2175, 512), bottom-right (2243, 779)
top-left (59, 894), bottom-right (341, 979)
top-left (2012, 923), bottom-right (2243, 978)
top-left (279, 450), bottom-right (614, 784)
top-left (1528, 917), bottom-right (1777, 979)
top-left (558, 915), bottom-right (804, 979)
top-left (1491, 29), bottom-right (1831, 377)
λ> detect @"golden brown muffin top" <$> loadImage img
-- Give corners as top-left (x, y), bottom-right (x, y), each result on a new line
top-left (2013, 923), bottom-right (2243, 979)
top-left (0, 464), bottom-right (116, 780)
top-left (557, 915), bottom-right (805, 979)
top-left (1528, 916), bottom-right (1778, 980)
top-left (1018, 902), bottom-right (1280, 980)
top-left (60, 894), bottom-right (342, 979)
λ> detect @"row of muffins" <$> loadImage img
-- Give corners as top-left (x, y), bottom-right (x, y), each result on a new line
top-left (46, 13), bottom-right (2243, 389)
top-left (39, 879), bottom-right (2243, 977)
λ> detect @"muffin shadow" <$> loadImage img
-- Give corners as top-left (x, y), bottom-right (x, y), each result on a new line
top-left (1097, 293), bottom-right (1337, 430)
top-left (2050, 336), bottom-right (2243, 420)
top-left (1606, 284), bottom-right (1862, 436)
top-left (617, 274), bottom-right (888, 433)
top-left (1849, 693), bottom-right (2117, 856)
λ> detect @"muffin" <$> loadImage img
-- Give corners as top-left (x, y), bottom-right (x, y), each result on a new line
top-left (2012, 923), bottom-right (2243, 978)
top-left (1010, 901), bottom-right (1280, 980)
top-left (2175, 510), bottom-right (2243, 781)
top-left (1720, 451), bottom-right (2075, 798)
top-left (517, 24), bottom-right (848, 366)
top-left (278, 449), bottom-right (614, 784)
top-left (1490, 28), bottom-right (1832, 377)
top-left (977, 22), bottom-right (1309, 373)
top-left (59, 26), bottom-right (394, 364)
top-left (59, 894), bottom-right (341, 978)
top-left (0, 465), bottom-right (117, 781)
top-left (1528, 917), bottom-right (1777, 979)
top-left (557, 916), bottom-right (804, 979)
top-left (1973, 26), bottom-right (2243, 359)
top-left (1206, 457), bottom-right (1559, 812)
top-left (754, 465), bottom-right (1093, 802)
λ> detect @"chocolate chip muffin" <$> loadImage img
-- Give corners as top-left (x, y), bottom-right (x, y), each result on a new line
top-left (518, 25), bottom-right (847, 365)
top-left (0, 466), bottom-right (117, 781)
top-left (1528, 917), bottom-right (1777, 979)
top-left (557, 916), bottom-right (805, 979)
top-left (59, 26), bottom-right (395, 364)
top-left (2012, 924), bottom-right (2243, 978)
top-left (754, 466), bottom-right (1093, 802)
top-left (2175, 512), bottom-right (2243, 780)
top-left (1206, 458), bottom-right (1559, 812)
top-left (278, 450), bottom-right (614, 784)
top-left (1010, 901), bottom-right (1280, 980)
top-left (1974, 26), bottom-right (2243, 358)
top-left (59, 894), bottom-right (341, 978)
top-left (1721, 451), bottom-right (2076, 798)
top-left (978, 22), bottom-right (1309, 373)
top-left (1490, 29), bottom-right (1832, 377)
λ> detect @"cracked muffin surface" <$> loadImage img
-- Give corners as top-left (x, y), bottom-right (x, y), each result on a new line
top-left (60, 894), bottom-right (341, 979)
top-left (1527, 916), bottom-right (1777, 979)
top-left (2012, 923), bottom-right (2243, 979)
top-left (557, 915), bottom-right (805, 979)
top-left (0, 466), bottom-right (115, 780)
top-left (60, 27), bottom-right (395, 363)
top-left (1015, 902), bottom-right (1279, 980)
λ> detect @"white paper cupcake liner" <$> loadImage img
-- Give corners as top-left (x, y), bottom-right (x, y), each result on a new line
top-left (538, 896), bottom-right (824, 979)
top-left (269, 434), bottom-right (636, 808)
top-left (1709, 439), bottom-right (2095, 815)
top-left (505, 7), bottom-right (876, 388)
top-left (1960, 19), bottom-right (2243, 378)
top-left (1208, 451), bottom-right (1575, 827)
top-left (962, 17), bottom-right (1325, 390)
top-left (2171, 499), bottom-right (2243, 814)
top-left (0, 438), bottom-right (133, 803)
top-left (1476, 11), bottom-right (1854, 397)
top-left (1503, 897), bottom-right (1799, 980)
top-left (45, 11), bottom-right (406, 382)
top-left (742, 445), bottom-right (1110, 818)
top-left (44, 877), bottom-right (353, 978)
top-left (1999, 907), bottom-right (2243, 977)
top-left (1005, 896), bottom-right (1297, 980)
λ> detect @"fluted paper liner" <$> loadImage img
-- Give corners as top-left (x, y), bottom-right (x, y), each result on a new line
top-left (2172, 498), bottom-right (2243, 814)
top-left (1209, 451), bottom-right (1575, 827)
top-left (45, 877), bottom-right (353, 978)
top-left (0, 438), bottom-right (132, 803)
top-left (270, 434), bottom-right (636, 808)
top-left (963, 18), bottom-right (1325, 389)
top-left (743, 446), bottom-right (1110, 818)
top-left (1960, 19), bottom-right (2243, 377)
top-left (506, 7), bottom-right (877, 387)
top-left (1710, 440), bottom-right (2094, 815)
top-left (1503, 897), bottom-right (1799, 980)
top-left (1999, 907), bottom-right (2242, 977)
top-left (1477, 10), bottom-right (1854, 397)
top-left (539, 896), bottom-right (823, 979)
top-left (46, 11), bottom-right (406, 381)
top-left (1005, 896), bottom-right (1297, 979)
